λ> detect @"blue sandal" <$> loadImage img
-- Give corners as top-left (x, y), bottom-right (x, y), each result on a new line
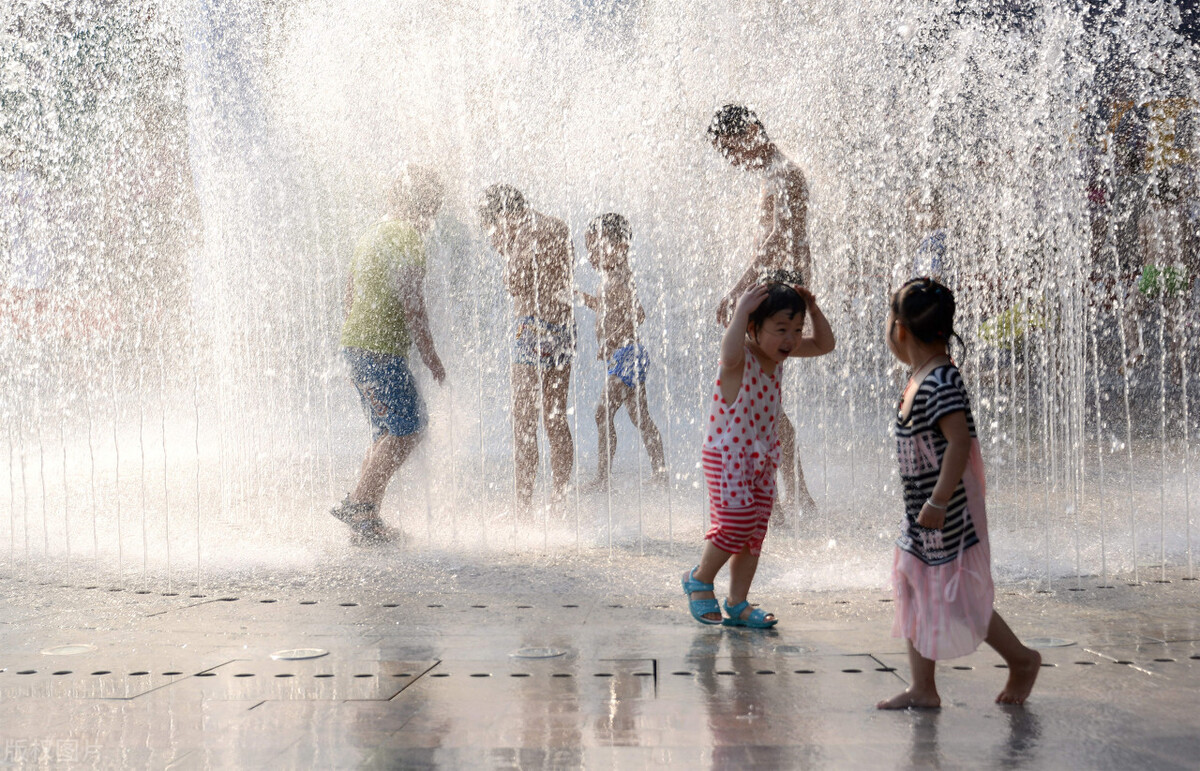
top-left (682, 567), bottom-right (722, 625)
top-left (723, 599), bottom-right (778, 628)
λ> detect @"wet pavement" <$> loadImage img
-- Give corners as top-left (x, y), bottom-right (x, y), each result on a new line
top-left (2, 564), bottom-right (1200, 769)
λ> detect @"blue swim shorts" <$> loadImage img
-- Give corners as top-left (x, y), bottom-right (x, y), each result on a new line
top-left (514, 315), bottom-right (576, 369)
top-left (344, 348), bottom-right (427, 440)
top-left (607, 342), bottom-right (650, 388)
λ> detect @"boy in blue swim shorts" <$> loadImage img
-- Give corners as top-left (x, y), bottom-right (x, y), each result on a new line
top-left (576, 213), bottom-right (666, 491)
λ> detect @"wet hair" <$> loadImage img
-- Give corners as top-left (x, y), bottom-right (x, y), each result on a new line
top-left (707, 104), bottom-right (766, 141)
top-left (890, 277), bottom-right (964, 351)
top-left (389, 164), bottom-right (444, 220)
top-left (478, 183), bottom-right (528, 228)
top-left (585, 212), bottom-right (632, 245)
top-left (748, 280), bottom-right (806, 335)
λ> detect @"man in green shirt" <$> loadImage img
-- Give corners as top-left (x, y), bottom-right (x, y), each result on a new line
top-left (331, 167), bottom-right (446, 543)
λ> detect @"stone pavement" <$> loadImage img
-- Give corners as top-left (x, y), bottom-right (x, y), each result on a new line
top-left (2, 560), bottom-right (1199, 769)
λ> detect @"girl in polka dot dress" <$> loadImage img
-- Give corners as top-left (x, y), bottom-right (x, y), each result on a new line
top-left (681, 279), bottom-right (835, 627)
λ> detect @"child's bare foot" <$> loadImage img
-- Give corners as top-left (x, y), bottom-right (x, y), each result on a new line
top-left (797, 490), bottom-right (819, 518)
top-left (876, 688), bottom-right (941, 710)
top-left (550, 483), bottom-right (574, 506)
top-left (580, 476), bottom-right (610, 494)
top-left (996, 649), bottom-right (1041, 705)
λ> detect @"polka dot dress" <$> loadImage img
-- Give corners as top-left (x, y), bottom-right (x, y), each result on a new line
top-left (701, 347), bottom-right (782, 512)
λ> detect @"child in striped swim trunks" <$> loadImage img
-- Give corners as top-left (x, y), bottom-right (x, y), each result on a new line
top-left (877, 277), bottom-right (1041, 709)
top-left (681, 275), bottom-right (834, 627)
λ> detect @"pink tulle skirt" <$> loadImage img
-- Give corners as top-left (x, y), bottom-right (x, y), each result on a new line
top-left (891, 439), bottom-right (995, 661)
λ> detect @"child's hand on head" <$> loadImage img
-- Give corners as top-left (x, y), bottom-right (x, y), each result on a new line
top-left (735, 284), bottom-right (769, 317)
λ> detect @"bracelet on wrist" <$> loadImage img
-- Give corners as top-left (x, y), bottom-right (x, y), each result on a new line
top-left (925, 498), bottom-right (948, 510)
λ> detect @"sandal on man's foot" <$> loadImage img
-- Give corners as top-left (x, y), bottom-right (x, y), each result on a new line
top-left (330, 496), bottom-right (375, 527)
top-left (350, 516), bottom-right (398, 546)
top-left (681, 566), bottom-right (722, 625)
top-left (723, 599), bottom-right (777, 628)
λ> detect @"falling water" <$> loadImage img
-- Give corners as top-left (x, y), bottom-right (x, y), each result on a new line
top-left (1090, 326), bottom-right (1110, 587)
top-left (0, 0), bottom-right (1196, 591)
top-left (6, 427), bottom-right (15, 569)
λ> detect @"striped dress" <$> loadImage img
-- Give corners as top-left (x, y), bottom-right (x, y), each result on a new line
top-left (700, 348), bottom-right (782, 555)
top-left (891, 364), bottom-right (994, 660)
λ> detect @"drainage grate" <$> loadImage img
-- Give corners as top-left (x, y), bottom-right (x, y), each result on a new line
top-left (40, 644), bottom-right (97, 656)
top-left (1025, 637), bottom-right (1076, 649)
top-left (511, 647), bottom-right (567, 659)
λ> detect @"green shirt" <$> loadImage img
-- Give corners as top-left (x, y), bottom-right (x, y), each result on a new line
top-left (340, 220), bottom-right (425, 356)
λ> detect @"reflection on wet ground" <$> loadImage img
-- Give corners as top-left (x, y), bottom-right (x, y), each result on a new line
top-left (2, 568), bottom-right (1199, 769)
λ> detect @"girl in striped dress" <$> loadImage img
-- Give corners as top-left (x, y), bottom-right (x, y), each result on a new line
top-left (878, 277), bottom-right (1041, 709)
top-left (681, 277), bottom-right (835, 627)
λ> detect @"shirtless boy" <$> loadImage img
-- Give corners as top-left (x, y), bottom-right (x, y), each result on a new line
top-left (479, 184), bottom-right (575, 511)
top-left (576, 213), bottom-right (666, 491)
top-left (708, 103), bottom-right (818, 517)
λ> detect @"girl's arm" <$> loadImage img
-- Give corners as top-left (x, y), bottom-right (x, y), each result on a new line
top-left (718, 285), bottom-right (767, 404)
top-left (788, 287), bottom-right (836, 357)
top-left (916, 411), bottom-right (971, 529)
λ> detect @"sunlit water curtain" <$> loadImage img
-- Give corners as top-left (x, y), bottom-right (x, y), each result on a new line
top-left (1, 0), bottom-right (1196, 590)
